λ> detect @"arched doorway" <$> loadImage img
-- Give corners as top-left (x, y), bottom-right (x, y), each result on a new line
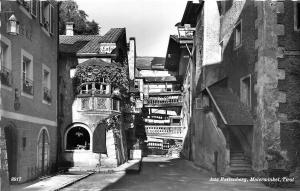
top-left (37, 128), bottom-right (50, 176)
top-left (66, 126), bottom-right (90, 150)
top-left (4, 124), bottom-right (18, 181)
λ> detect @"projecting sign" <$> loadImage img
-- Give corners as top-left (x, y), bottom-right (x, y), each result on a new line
top-left (99, 43), bottom-right (116, 54)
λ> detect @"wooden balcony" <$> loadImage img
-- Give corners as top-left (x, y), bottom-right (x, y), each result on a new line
top-left (145, 125), bottom-right (183, 139)
top-left (144, 95), bottom-right (183, 108)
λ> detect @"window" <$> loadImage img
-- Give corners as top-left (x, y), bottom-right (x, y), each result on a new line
top-left (17, 0), bottom-right (38, 18)
top-left (172, 118), bottom-right (181, 125)
top-left (30, 0), bottom-right (38, 17)
top-left (42, 65), bottom-right (51, 103)
top-left (0, 37), bottom-right (12, 87)
top-left (240, 75), bottom-right (251, 108)
top-left (295, 2), bottom-right (300, 31)
top-left (17, 0), bottom-right (31, 12)
top-left (112, 99), bottom-right (120, 111)
top-left (21, 49), bottom-right (33, 96)
top-left (80, 82), bottom-right (108, 95)
top-left (234, 21), bottom-right (242, 48)
top-left (40, 1), bottom-right (54, 34)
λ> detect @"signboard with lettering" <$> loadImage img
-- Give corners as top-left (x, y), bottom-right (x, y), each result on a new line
top-left (99, 43), bottom-right (116, 54)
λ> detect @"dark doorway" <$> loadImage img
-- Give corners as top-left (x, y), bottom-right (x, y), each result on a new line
top-left (4, 125), bottom-right (17, 182)
top-left (66, 126), bottom-right (90, 150)
top-left (37, 129), bottom-right (50, 175)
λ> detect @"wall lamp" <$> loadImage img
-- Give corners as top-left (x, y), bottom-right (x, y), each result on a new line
top-left (1, 11), bottom-right (20, 36)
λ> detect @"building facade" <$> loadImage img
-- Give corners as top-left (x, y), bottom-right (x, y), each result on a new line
top-left (58, 25), bottom-right (129, 168)
top-left (176, 0), bottom-right (300, 177)
top-left (1, 0), bottom-right (58, 184)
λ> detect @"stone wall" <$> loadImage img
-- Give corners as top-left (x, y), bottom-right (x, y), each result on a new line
top-left (253, 0), bottom-right (287, 171)
top-left (277, 1), bottom-right (300, 171)
top-left (0, 127), bottom-right (10, 190)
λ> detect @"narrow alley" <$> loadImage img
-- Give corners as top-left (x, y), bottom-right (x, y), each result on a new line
top-left (61, 155), bottom-right (296, 191)
top-left (1, 0), bottom-right (300, 191)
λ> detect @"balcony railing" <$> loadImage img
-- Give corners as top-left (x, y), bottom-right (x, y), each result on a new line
top-left (43, 87), bottom-right (52, 103)
top-left (145, 125), bottom-right (183, 138)
top-left (22, 77), bottom-right (34, 95)
top-left (0, 66), bottom-right (11, 87)
top-left (147, 142), bottom-right (170, 150)
top-left (146, 95), bottom-right (183, 106)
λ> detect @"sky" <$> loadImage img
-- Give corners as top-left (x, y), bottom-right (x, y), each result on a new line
top-left (75, 0), bottom-right (192, 57)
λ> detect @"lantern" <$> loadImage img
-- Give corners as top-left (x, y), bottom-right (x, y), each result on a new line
top-left (7, 14), bottom-right (19, 35)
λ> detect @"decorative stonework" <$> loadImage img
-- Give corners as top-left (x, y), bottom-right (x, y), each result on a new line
top-left (96, 98), bottom-right (108, 110)
top-left (253, 0), bottom-right (287, 171)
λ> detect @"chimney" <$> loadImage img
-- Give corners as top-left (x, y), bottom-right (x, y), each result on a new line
top-left (128, 37), bottom-right (136, 80)
top-left (65, 22), bottom-right (74, 36)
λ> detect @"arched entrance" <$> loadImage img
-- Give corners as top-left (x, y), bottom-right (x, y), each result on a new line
top-left (4, 123), bottom-right (18, 181)
top-left (65, 125), bottom-right (91, 150)
top-left (37, 127), bottom-right (50, 176)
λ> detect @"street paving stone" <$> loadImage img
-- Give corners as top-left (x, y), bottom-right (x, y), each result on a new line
top-left (62, 156), bottom-right (299, 191)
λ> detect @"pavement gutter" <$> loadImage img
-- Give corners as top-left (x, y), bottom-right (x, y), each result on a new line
top-left (54, 172), bottom-right (94, 191)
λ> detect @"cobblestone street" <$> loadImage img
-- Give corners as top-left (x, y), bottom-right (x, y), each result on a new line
top-left (62, 156), bottom-right (298, 191)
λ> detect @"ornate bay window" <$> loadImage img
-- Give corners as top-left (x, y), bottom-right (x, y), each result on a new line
top-left (79, 81), bottom-right (110, 96)
top-left (73, 58), bottom-right (129, 112)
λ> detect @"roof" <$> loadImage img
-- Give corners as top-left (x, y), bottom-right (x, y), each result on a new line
top-left (59, 28), bottom-right (125, 54)
top-left (136, 57), bottom-right (166, 70)
top-left (79, 58), bottom-right (121, 67)
top-left (180, 1), bottom-right (203, 27)
top-left (207, 84), bottom-right (253, 126)
top-left (164, 35), bottom-right (181, 71)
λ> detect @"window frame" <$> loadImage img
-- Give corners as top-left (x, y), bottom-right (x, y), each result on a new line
top-left (39, 0), bottom-right (53, 34)
top-left (240, 74), bottom-right (251, 108)
top-left (30, 0), bottom-right (38, 18)
top-left (234, 20), bottom-right (242, 49)
top-left (0, 36), bottom-right (12, 88)
top-left (21, 49), bottom-right (34, 97)
top-left (42, 64), bottom-right (51, 103)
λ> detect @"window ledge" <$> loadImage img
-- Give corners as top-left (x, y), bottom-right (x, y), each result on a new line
top-left (18, 5), bottom-right (33, 19)
top-left (1, 85), bottom-right (13, 92)
top-left (21, 92), bottom-right (34, 99)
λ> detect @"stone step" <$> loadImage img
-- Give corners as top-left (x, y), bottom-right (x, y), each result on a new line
top-left (230, 159), bottom-right (251, 163)
top-left (227, 172), bottom-right (253, 178)
top-left (230, 153), bottom-right (246, 157)
top-left (230, 163), bottom-right (252, 168)
top-left (231, 157), bottom-right (249, 161)
top-left (229, 167), bottom-right (253, 172)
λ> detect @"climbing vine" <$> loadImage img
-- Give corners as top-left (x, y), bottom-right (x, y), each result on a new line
top-left (72, 62), bottom-right (129, 95)
top-left (100, 114), bottom-right (122, 138)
